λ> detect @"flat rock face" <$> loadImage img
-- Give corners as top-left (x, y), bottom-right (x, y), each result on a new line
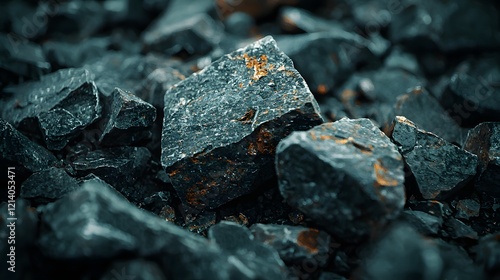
top-left (1, 68), bottom-right (101, 150)
top-left (391, 116), bottom-right (478, 199)
top-left (276, 118), bottom-right (405, 241)
top-left (464, 122), bottom-right (500, 197)
top-left (0, 119), bottom-right (57, 173)
top-left (20, 167), bottom-right (80, 205)
top-left (161, 36), bottom-right (323, 211)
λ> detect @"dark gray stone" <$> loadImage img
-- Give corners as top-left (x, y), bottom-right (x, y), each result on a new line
top-left (277, 118), bottom-right (405, 241)
top-left (401, 210), bottom-right (443, 236)
top-left (455, 199), bottom-right (480, 220)
top-left (391, 116), bottom-right (478, 199)
top-left (444, 217), bottom-right (478, 240)
top-left (43, 37), bottom-right (111, 68)
top-left (100, 260), bottom-right (166, 280)
top-left (251, 223), bottom-right (330, 266)
top-left (71, 146), bottom-right (151, 194)
top-left (99, 88), bottom-right (156, 146)
top-left (464, 122), bottom-right (500, 198)
top-left (1, 68), bottom-right (101, 150)
top-left (0, 119), bottom-right (57, 173)
top-left (142, 0), bottom-right (222, 56)
top-left (208, 221), bottom-right (287, 280)
top-left (38, 181), bottom-right (254, 280)
top-left (476, 232), bottom-right (500, 276)
top-left (394, 87), bottom-right (466, 145)
top-left (161, 36), bottom-right (323, 211)
top-left (20, 167), bottom-right (80, 205)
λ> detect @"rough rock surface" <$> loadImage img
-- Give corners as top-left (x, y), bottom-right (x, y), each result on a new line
top-left (276, 118), bottom-right (405, 241)
top-left (161, 36), bottom-right (323, 211)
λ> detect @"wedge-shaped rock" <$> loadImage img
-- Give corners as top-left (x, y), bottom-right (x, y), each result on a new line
top-left (391, 116), bottom-right (478, 199)
top-left (38, 181), bottom-right (255, 280)
top-left (1, 68), bottom-right (101, 150)
top-left (161, 36), bottom-right (323, 211)
top-left (276, 118), bottom-right (405, 241)
top-left (99, 88), bottom-right (156, 146)
top-left (20, 167), bottom-right (80, 205)
top-left (0, 119), bottom-right (56, 173)
top-left (464, 122), bottom-right (500, 198)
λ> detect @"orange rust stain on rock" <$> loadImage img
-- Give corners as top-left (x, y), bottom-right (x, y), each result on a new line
top-left (237, 108), bottom-right (256, 124)
top-left (254, 127), bottom-right (275, 154)
top-left (243, 53), bottom-right (269, 81)
top-left (309, 131), bottom-right (318, 141)
top-left (341, 89), bottom-right (356, 102)
top-left (186, 181), bottom-right (217, 207)
top-left (247, 142), bottom-right (258, 156)
top-left (297, 229), bottom-right (320, 254)
top-left (374, 160), bottom-right (399, 187)
top-left (317, 84), bottom-right (328, 95)
top-left (168, 169), bottom-right (180, 177)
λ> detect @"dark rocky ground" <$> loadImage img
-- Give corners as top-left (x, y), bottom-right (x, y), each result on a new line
top-left (1, 0), bottom-right (499, 279)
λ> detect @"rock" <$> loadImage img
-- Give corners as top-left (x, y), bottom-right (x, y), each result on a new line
top-left (276, 32), bottom-right (376, 95)
top-left (383, 47), bottom-right (422, 75)
top-left (401, 210), bottom-right (443, 236)
top-left (0, 33), bottom-right (50, 84)
top-left (224, 12), bottom-right (255, 37)
top-left (435, 239), bottom-right (485, 280)
top-left (455, 199), bottom-right (480, 220)
top-left (0, 119), bottom-right (57, 173)
top-left (38, 181), bottom-right (254, 279)
top-left (208, 221), bottom-right (287, 280)
top-left (184, 211), bottom-right (216, 235)
top-left (100, 259), bottom-right (166, 280)
top-left (409, 200), bottom-right (452, 220)
top-left (443, 217), bottom-right (478, 240)
top-left (389, 0), bottom-right (500, 52)
top-left (71, 146), bottom-right (151, 194)
top-left (99, 88), bottom-right (156, 146)
top-left (394, 87), bottom-right (466, 145)
top-left (20, 167), bottom-right (80, 205)
top-left (360, 224), bottom-right (442, 280)
top-left (216, 0), bottom-right (298, 19)
top-left (390, 116), bottom-right (478, 199)
top-left (142, 0), bottom-right (222, 56)
top-left (161, 36), bottom-right (323, 211)
top-left (336, 68), bottom-right (424, 127)
top-left (1, 68), bottom-right (101, 150)
top-left (43, 37), bottom-right (111, 69)
top-left (250, 223), bottom-right (330, 266)
top-left (464, 122), bottom-right (500, 198)
top-left (440, 55), bottom-right (500, 126)
top-left (318, 272), bottom-right (347, 280)
top-left (279, 7), bottom-right (346, 34)
top-left (138, 66), bottom-right (187, 109)
top-left (319, 97), bottom-right (349, 122)
top-left (476, 232), bottom-right (500, 277)
top-left (277, 118), bottom-right (405, 241)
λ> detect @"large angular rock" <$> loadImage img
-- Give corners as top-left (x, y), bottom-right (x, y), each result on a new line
top-left (390, 116), bottom-right (478, 199)
top-left (20, 167), bottom-right (80, 205)
top-left (394, 87), bottom-right (466, 145)
top-left (142, 0), bottom-right (222, 56)
top-left (99, 88), bottom-right (156, 146)
top-left (464, 122), bottom-right (500, 198)
top-left (250, 223), bottom-right (331, 266)
top-left (208, 221), bottom-right (287, 280)
top-left (38, 181), bottom-right (253, 280)
top-left (0, 119), bottom-right (57, 173)
top-left (71, 146), bottom-right (151, 193)
top-left (161, 36), bottom-right (323, 211)
top-left (389, 0), bottom-right (500, 52)
top-left (276, 118), bottom-right (405, 241)
top-left (1, 68), bottom-right (101, 150)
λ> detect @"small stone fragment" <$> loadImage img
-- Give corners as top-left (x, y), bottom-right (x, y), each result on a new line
top-left (455, 199), bottom-right (480, 220)
top-left (142, 0), bottom-right (222, 56)
top-left (409, 200), bottom-right (453, 219)
top-left (138, 67), bottom-right (187, 109)
top-left (71, 146), bottom-right (151, 193)
top-left (277, 118), bottom-right (405, 241)
top-left (384, 47), bottom-right (422, 75)
top-left (401, 210), bottom-right (443, 236)
top-left (224, 12), bottom-right (255, 37)
top-left (20, 167), bottom-right (80, 205)
top-left (161, 36), bottom-right (323, 211)
top-left (394, 87), bottom-right (466, 145)
top-left (0, 119), bottom-right (57, 173)
top-left (444, 217), bottom-right (478, 241)
top-left (185, 211), bottom-right (216, 235)
top-left (99, 88), bottom-right (156, 146)
top-left (464, 122), bottom-right (500, 198)
top-left (390, 116), bottom-right (478, 200)
top-left (1, 68), bottom-right (101, 150)
top-left (208, 221), bottom-right (286, 280)
top-left (43, 37), bottom-right (110, 68)
top-left (251, 223), bottom-right (330, 266)
top-left (279, 7), bottom-right (346, 34)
